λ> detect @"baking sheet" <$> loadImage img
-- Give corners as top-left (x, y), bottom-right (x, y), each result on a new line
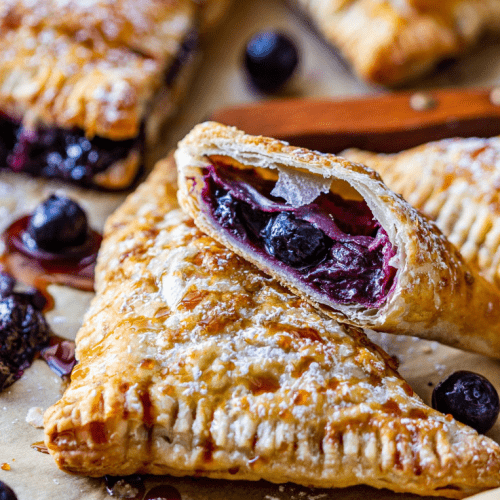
top-left (2, 0), bottom-right (500, 499)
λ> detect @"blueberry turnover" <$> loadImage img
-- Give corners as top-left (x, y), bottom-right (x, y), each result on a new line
top-left (44, 155), bottom-right (500, 498)
top-left (288, 0), bottom-right (500, 85)
top-left (0, 0), bottom-right (232, 189)
top-left (176, 122), bottom-right (500, 359)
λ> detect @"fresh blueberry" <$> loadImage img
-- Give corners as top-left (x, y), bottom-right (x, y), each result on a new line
top-left (432, 371), bottom-right (500, 434)
top-left (0, 481), bottom-right (18, 500)
top-left (244, 31), bottom-right (299, 93)
top-left (0, 294), bottom-right (51, 390)
top-left (261, 212), bottom-right (327, 268)
top-left (27, 194), bottom-right (88, 252)
top-left (0, 272), bottom-right (15, 298)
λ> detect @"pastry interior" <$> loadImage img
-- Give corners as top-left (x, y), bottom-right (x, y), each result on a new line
top-left (201, 160), bottom-right (397, 309)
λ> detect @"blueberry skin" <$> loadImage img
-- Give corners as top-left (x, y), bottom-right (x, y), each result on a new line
top-left (0, 480), bottom-right (18, 500)
top-left (27, 194), bottom-right (88, 252)
top-left (244, 31), bottom-right (299, 93)
top-left (262, 212), bottom-right (327, 269)
top-left (0, 294), bottom-right (51, 391)
top-left (432, 371), bottom-right (500, 434)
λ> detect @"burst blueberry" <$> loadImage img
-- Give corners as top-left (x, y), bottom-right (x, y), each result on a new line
top-left (432, 371), bottom-right (500, 434)
top-left (244, 31), bottom-right (299, 93)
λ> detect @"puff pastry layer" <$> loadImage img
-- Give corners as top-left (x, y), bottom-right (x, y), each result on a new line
top-left (176, 122), bottom-right (500, 358)
top-left (288, 0), bottom-right (500, 85)
top-left (45, 154), bottom-right (500, 499)
top-left (0, 0), bottom-right (231, 188)
top-left (342, 137), bottom-right (500, 289)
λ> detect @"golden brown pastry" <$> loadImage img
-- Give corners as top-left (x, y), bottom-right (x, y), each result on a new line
top-left (0, 0), bottom-right (231, 189)
top-left (44, 153), bottom-right (500, 499)
top-left (288, 0), bottom-right (500, 85)
top-left (176, 122), bottom-right (500, 358)
top-left (342, 137), bottom-right (500, 289)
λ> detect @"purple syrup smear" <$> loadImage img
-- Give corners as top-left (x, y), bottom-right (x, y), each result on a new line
top-left (201, 165), bottom-right (397, 308)
top-left (40, 340), bottom-right (76, 379)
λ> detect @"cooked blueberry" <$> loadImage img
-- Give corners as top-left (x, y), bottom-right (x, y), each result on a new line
top-left (0, 480), bottom-right (18, 500)
top-left (27, 194), bottom-right (88, 252)
top-left (244, 31), bottom-right (299, 93)
top-left (214, 192), bottom-right (247, 238)
top-left (0, 272), bottom-right (15, 298)
top-left (10, 126), bottom-right (142, 187)
top-left (23, 288), bottom-right (47, 311)
top-left (262, 212), bottom-right (327, 268)
top-left (0, 295), bottom-right (51, 390)
top-left (432, 371), bottom-right (500, 434)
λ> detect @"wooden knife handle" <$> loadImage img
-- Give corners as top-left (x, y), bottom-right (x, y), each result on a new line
top-left (209, 88), bottom-right (500, 153)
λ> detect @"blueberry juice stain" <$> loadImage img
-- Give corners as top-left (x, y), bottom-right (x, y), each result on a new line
top-left (1, 196), bottom-right (101, 307)
top-left (0, 195), bottom-right (100, 390)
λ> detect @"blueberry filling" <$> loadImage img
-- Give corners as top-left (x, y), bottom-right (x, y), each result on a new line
top-left (4, 121), bottom-right (144, 186)
top-left (202, 165), bottom-right (397, 307)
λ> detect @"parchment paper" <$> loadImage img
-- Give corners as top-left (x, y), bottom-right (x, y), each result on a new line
top-left (2, 1), bottom-right (500, 499)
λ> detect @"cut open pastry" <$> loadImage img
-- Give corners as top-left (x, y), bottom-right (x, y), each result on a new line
top-left (45, 154), bottom-right (500, 499)
top-left (288, 0), bottom-right (500, 85)
top-left (342, 137), bottom-right (500, 289)
top-left (176, 122), bottom-right (500, 358)
top-left (0, 0), bottom-right (231, 189)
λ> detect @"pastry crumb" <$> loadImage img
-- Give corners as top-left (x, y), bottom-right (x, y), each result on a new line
top-left (26, 406), bottom-right (44, 428)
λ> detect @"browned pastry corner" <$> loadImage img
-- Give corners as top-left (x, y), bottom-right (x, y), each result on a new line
top-left (288, 0), bottom-right (500, 85)
top-left (176, 122), bottom-right (500, 359)
top-left (0, 0), bottom-right (231, 189)
top-left (45, 154), bottom-right (500, 498)
top-left (342, 137), bottom-right (500, 289)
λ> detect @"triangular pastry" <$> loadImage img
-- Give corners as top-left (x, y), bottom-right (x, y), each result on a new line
top-left (342, 137), bottom-right (500, 289)
top-left (176, 122), bottom-right (500, 358)
top-left (0, 0), bottom-right (231, 189)
top-left (44, 154), bottom-right (500, 499)
top-left (288, 0), bottom-right (500, 85)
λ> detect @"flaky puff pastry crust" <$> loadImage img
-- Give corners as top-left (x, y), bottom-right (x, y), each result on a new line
top-left (0, 0), bottom-right (202, 141)
top-left (342, 137), bottom-right (500, 289)
top-left (45, 154), bottom-right (500, 498)
top-left (288, 0), bottom-right (500, 85)
top-left (0, 0), bottom-right (231, 189)
top-left (176, 122), bottom-right (500, 358)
